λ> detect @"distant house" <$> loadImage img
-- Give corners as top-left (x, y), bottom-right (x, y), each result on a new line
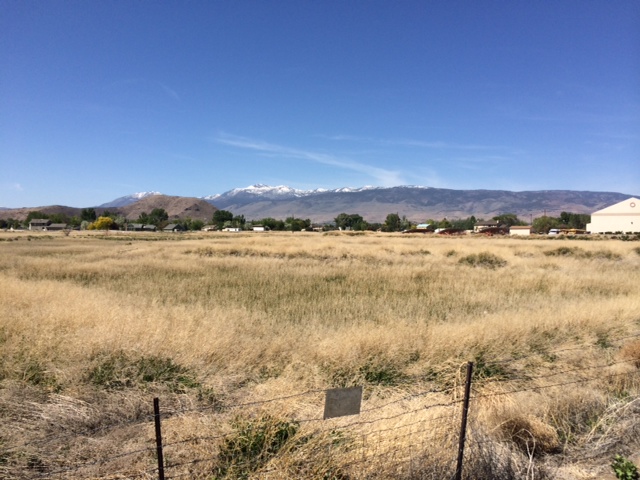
top-left (509, 226), bottom-right (532, 236)
top-left (473, 221), bottom-right (499, 233)
top-left (252, 225), bottom-right (269, 232)
top-left (143, 225), bottom-right (157, 232)
top-left (29, 219), bottom-right (51, 231)
top-left (47, 223), bottom-right (68, 231)
top-left (587, 197), bottom-right (640, 233)
top-left (223, 227), bottom-right (241, 232)
top-left (163, 224), bottom-right (183, 232)
top-left (128, 224), bottom-right (145, 231)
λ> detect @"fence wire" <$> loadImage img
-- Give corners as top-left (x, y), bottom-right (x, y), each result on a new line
top-left (4, 330), bottom-right (639, 479)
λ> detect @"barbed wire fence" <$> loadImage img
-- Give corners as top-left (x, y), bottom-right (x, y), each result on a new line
top-left (4, 331), bottom-right (639, 479)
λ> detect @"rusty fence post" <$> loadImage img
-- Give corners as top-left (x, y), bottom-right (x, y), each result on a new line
top-left (454, 362), bottom-right (473, 480)
top-left (153, 397), bottom-right (165, 480)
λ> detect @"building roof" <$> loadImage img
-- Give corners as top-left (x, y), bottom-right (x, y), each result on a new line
top-left (592, 197), bottom-right (640, 215)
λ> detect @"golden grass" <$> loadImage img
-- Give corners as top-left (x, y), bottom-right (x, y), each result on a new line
top-left (1, 231), bottom-right (639, 478)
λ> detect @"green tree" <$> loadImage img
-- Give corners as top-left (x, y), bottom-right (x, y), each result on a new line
top-left (334, 213), bottom-right (366, 230)
top-left (189, 219), bottom-right (204, 231)
top-left (150, 208), bottom-right (168, 225)
top-left (383, 213), bottom-right (402, 232)
top-left (81, 208), bottom-right (97, 222)
top-left (532, 216), bottom-right (560, 234)
top-left (439, 218), bottom-right (452, 229)
top-left (213, 210), bottom-right (234, 229)
top-left (137, 212), bottom-right (150, 224)
top-left (256, 217), bottom-right (285, 231)
top-left (232, 214), bottom-right (246, 228)
top-left (452, 216), bottom-right (478, 230)
top-left (560, 212), bottom-right (590, 229)
top-left (285, 217), bottom-right (311, 232)
top-left (25, 211), bottom-right (49, 226)
top-left (69, 216), bottom-right (82, 228)
top-left (492, 213), bottom-right (525, 227)
top-left (49, 213), bottom-right (70, 224)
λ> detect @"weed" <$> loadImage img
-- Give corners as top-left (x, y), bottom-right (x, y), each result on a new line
top-left (214, 415), bottom-right (298, 478)
top-left (595, 332), bottom-right (613, 349)
top-left (544, 246), bottom-right (582, 257)
top-left (88, 352), bottom-right (200, 393)
top-left (458, 252), bottom-right (507, 269)
top-left (611, 455), bottom-right (639, 480)
top-left (473, 352), bottom-right (510, 381)
top-left (328, 358), bottom-right (406, 387)
top-left (22, 361), bottom-right (60, 392)
top-left (544, 246), bottom-right (621, 260)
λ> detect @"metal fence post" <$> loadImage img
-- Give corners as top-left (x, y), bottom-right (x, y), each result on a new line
top-left (153, 397), bottom-right (165, 480)
top-left (455, 362), bottom-right (473, 480)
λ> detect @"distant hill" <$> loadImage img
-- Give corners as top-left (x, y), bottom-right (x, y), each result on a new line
top-left (0, 196), bottom-right (216, 223)
top-left (117, 195), bottom-right (216, 222)
top-left (1, 185), bottom-right (637, 224)
top-left (98, 191), bottom-right (162, 208)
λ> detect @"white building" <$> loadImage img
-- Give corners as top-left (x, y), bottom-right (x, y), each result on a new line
top-left (509, 226), bottom-right (532, 236)
top-left (586, 197), bottom-right (640, 233)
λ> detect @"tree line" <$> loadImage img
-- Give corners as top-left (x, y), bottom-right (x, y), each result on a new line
top-left (1, 208), bottom-right (590, 234)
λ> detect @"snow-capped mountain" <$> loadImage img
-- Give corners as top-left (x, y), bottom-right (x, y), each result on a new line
top-left (98, 191), bottom-right (163, 208)
top-left (202, 184), bottom-right (383, 202)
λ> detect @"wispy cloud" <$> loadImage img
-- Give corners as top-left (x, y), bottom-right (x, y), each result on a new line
top-left (215, 133), bottom-right (405, 186)
top-left (157, 82), bottom-right (180, 102)
top-left (319, 134), bottom-right (509, 151)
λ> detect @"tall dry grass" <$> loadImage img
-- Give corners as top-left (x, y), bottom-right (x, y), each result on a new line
top-left (1, 231), bottom-right (639, 478)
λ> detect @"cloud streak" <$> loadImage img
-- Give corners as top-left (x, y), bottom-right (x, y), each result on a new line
top-left (215, 133), bottom-right (405, 186)
top-left (319, 134), bottom-right (509, 151)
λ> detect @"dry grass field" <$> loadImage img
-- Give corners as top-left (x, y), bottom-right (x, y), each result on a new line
top-left (1, 230), bottom-right (639, 479)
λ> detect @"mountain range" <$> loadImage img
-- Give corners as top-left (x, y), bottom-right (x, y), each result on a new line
top-left (1, 185), bottom-right (637, 223)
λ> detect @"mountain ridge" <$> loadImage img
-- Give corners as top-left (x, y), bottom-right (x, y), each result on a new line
top-left (1, 185), bottom-right (637, 223)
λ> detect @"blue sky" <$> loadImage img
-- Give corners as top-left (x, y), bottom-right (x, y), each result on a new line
top-left (1, 1), bottom-right (639, 208)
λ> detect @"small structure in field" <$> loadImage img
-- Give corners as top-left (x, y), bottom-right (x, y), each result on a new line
top-left (509, 226), bottom-right (532, 236)
top-left (163, 224), bottom-right (183, 232)
top-left (473, 221), bottom-right (499, 233)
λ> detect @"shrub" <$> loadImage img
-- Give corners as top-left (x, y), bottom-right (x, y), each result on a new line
top-left (22, 360), bottom-right (60, 392)
top-left (214, 415), bottom-right (298, 478)
top-left (327, 357), bottom-right (407, 387)
top-left (458, 252), bottom-right (507, 269)
top-left (611, 455), bottom-right (639, 480)
top-left (544, 246), bottom-right (582, 257)
top-left (88, 352), bottom-right (200, 393)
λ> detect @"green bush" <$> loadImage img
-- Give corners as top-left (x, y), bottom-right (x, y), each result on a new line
top-left (214, 415), bottom-right (298, 478)
top-left (458, 252), bottom-right (507, 269)
top-left (611, 455), bottom-right (639, 480)
top-left (88, 352), bottom-right (200, 393)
